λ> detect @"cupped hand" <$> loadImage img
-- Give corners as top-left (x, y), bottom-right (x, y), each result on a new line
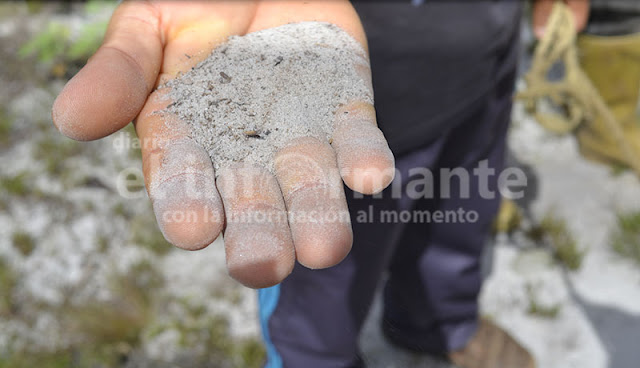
top-left (52, 0), bottom-right (395, 288)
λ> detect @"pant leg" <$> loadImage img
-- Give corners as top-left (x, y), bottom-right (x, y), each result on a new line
top-left (259, 139), bottom-right (449, 368)
top-left (382, 55), bottom-right (517, 354)
top-left (260, 5), bottom-right (521, 365)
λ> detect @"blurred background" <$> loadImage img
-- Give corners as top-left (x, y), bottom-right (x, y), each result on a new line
top-left (0, 1), bottom-right (639, 368)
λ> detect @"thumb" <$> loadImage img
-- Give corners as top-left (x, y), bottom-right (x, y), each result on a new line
top-left (52, 1), bottom-right (163, 141)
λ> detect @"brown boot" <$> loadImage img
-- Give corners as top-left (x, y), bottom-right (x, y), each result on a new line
top-left (448, 318), bottom-right (536, 368)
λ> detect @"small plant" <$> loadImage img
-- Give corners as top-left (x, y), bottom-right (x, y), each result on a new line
top-left (18, 22), bottom-right (71, 64)
top-left (611, 211), bottom-right (640, 266)
top-left (1, 172), bottom-right (32, 197)
top-left (0, 351), bottom-right (72, 368)
top-left (32, 137), bottom-right (84, 176)
top-left (0, 107), bottom-right (12, 146)
top-left (525, 284), bottom-right (561, 319)
top-left (130, 212), bottom-right (173, 256)
top-left (0, 257), bottom-right (17, 317)
top-left (526, 213), bottom-right (584, 271)
top-left (58, 260), bottom-right (163, 366)
top-left (12, 231), bottom-right (36, 256)
top-left (111, 202), bottom-right (130, 219)
top-left (492, 199), bottom-right (523, 234)
top-left (96, 234), bottom-right (109, 253)
top-left (19, 1), bottom-right (114, 77)
top-left (234, 338), bottom-right (266, 368)
top-left (173, 305), bottom-right (265, 368)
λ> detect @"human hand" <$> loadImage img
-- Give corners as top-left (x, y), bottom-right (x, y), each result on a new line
top-left (52, 1), bottom-right (395, 288)
top-left (532, 0), bottom-right (590, 38)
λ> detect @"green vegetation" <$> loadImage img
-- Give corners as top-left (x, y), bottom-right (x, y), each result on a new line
top-left (525, 284), bottom-right (561, 319)
top-left (0, 249), bottom-right (262, 367)
top-left (130, 212), bottom-right (173, 256)
top-left (526, 213), bottom-right (585, 271)
top-left (0, 351), bottom-right (72, 368)
top-left (611, 211), bottom-right (640, 266)
top-left (19, 1), bottom-right (115, 77)
top-left (0, 107), bottom-right (12, 146)
top-left (96, 234), bottom-right (109, 253)
top-left (0, 172), bottom-right (32, 197)
top-left (18, 22), bottom-right (71, 64)
top-left (68, 267), bottom-right (156, 346)
top-left (0, 257), bottom-right (17, 317)
top-left (199, 317), bottom-right (265, 368)
top-left (111, 202), bottom-right (131, 219)
top-left (0, 345), bottom-right (139, 368)
top-left (51, 260), bottom-right (164, 366)
top-left (32, 137), bottom-right (84, 176)
top-left (24, 0), bottom-right (44, 14)
top-left (11, 231), bottom-right (36, 256)
top-left (610, 162), bottom-right (629, 177)
top-left (150, 299), bottom-right (265, 368)
top-left (212, 284), bottom-right (244, 306)
top-left (492, 199), bottom-right (523, 234)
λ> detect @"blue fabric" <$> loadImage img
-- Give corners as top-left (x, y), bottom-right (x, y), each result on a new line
top-left (262, 31), bottom-right (520, 364)
top-left (259, 285), bottom-right (282, 368)
top-left (353, 0), bottom-right (523, 156)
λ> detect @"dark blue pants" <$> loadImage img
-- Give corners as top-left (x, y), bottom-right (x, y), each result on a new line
top-left (258, 67), bottom-right (515, 367)
top-left (258, 2), bottom-right (520, 361)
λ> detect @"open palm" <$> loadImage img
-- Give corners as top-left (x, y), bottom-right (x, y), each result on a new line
top-left (52, 0), bottom-right (394, 288)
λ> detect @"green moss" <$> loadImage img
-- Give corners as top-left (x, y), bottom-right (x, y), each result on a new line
top-left (19, 1), bottom-right (114, 77)
top-left (212, 286), bottom-right (244, 306)
top-left (148, 297), bottom-right (264, 367)
top-left (233, 338), bottom-right (266, 368)
top-left (111, 202), bottom-right (130, 219)
top-left (0, 107), bottom-right (12, 146)
top-left (1, 172), bottom-right (32, 197)
top-left (0, 257), bottom-right (17, 317)
top-left (173, 311), bottom-right (265, 368)
top-left (19, 22), bottom-right (71, 64)
top-left (24, 0), bottom-right (44, 14)
top-left (130, 212), bottom-right (173, 255)
top-left (612, 211), bottom-right (640, 266)
top-left (67, 21), bottom-right (108, 61)
top-left (526, 213), bottom-right (584, 271)
top-left (0, 345), bottom-right (136, 368)
top-left (528, 302), bottom-right (561, 319)
top-left (0, 253), bottom-right (263, 367)
top-left (11, 261), bottom-right (163, 367)
top-left (32, 138), bottom-right (84, 176)
top-left (525, 284), bottom-right (561, 319)
top-left (12, 231), bottom-right (35, 256)
top-left (96, 234), bottom-right (109, 253)
top-left (127, 260), bottom-right (165, 299)
top-left (63, 261), bottom-right (162, 354)
top-left (0, 351), bottom-right (72, 368)
top-left (610, 162), bottom-right (629, 177)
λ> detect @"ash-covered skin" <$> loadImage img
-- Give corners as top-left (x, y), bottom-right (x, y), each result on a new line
top-left (163, 21), bottom-right (373, 174)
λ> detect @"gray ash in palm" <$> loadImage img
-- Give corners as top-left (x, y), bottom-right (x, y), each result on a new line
top-left (163, 22), bottom-right (372, 173)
